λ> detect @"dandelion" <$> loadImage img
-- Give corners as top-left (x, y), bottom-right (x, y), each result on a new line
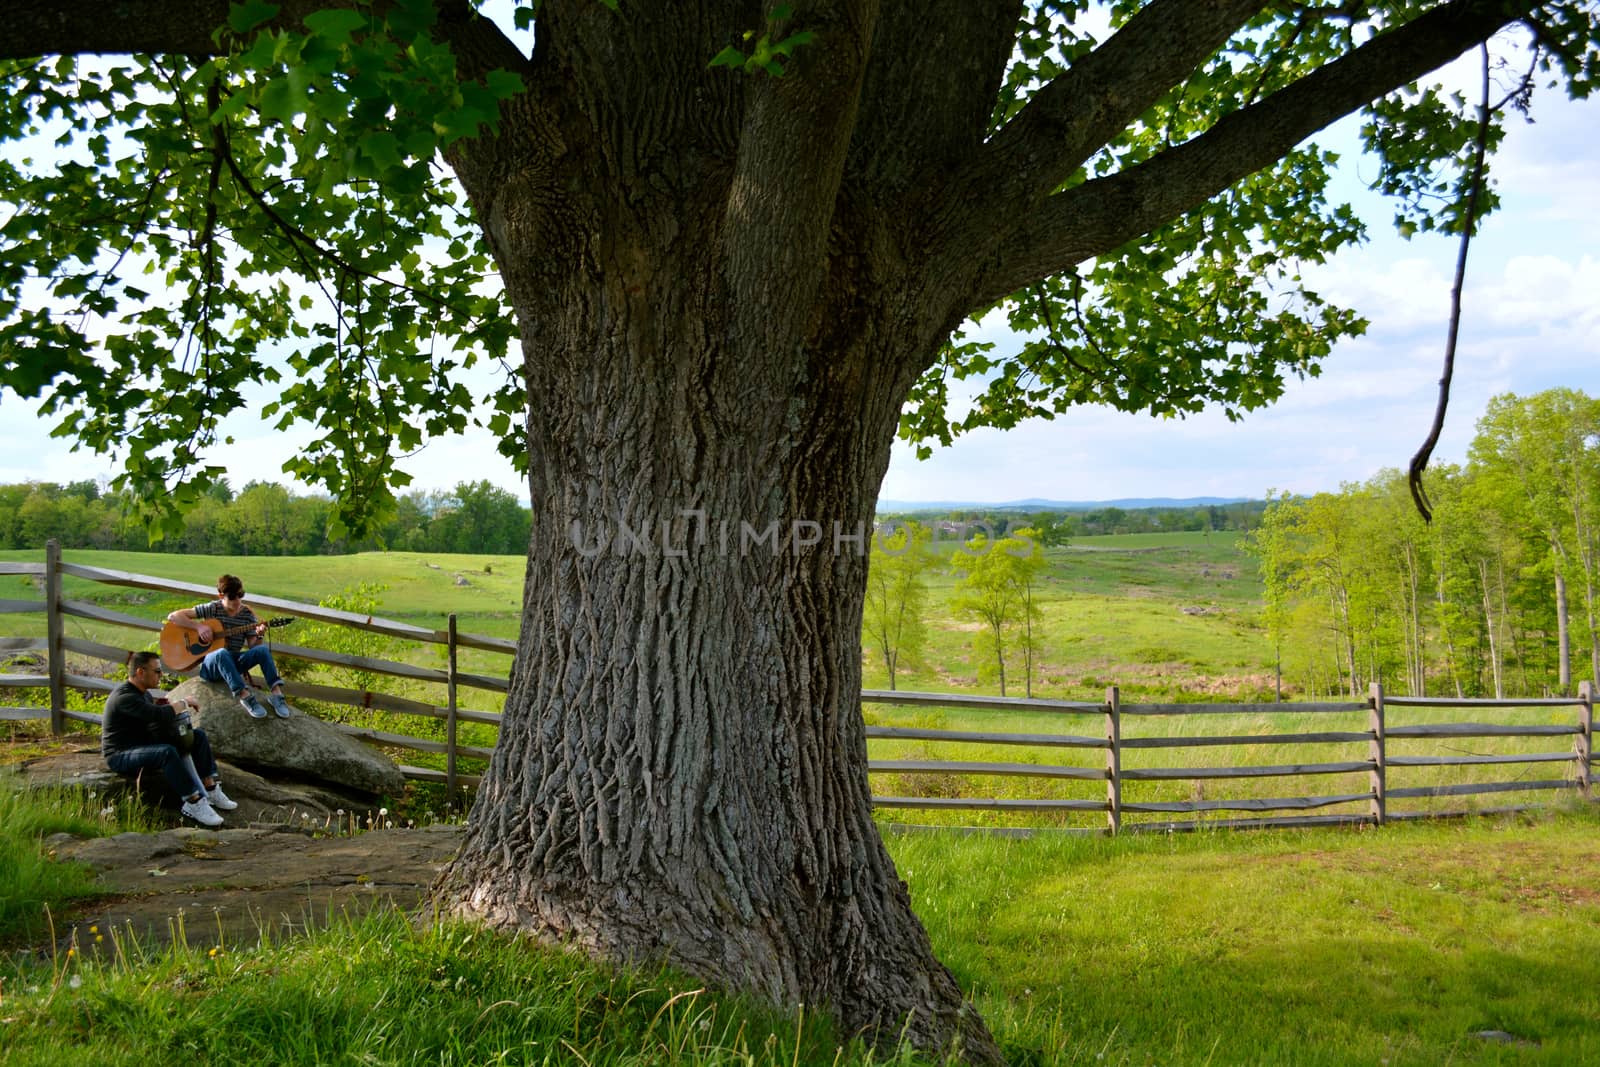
top-left (378, 807), bottom-right (388, 817)
top-left (68, 974), bottom-right (82, 989)
top-left (89, 925), bottom-right (98, 934)
top-left (66, 947), bottom-right (76, 959)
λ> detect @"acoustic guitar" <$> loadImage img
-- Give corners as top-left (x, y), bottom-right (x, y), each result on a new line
top-left (159, 616), bottom-right (294, 672)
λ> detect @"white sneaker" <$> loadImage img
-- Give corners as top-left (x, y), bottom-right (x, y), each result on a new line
top-left (206, 784), bottom-right (238, 811)
top-left (181, 795), bottom-right (224, 827)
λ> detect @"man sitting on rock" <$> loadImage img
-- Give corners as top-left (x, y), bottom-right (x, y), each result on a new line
top-left (166, 573), bottom-right (292, 719)
top-left (102, 651), bottom-right (237, 828)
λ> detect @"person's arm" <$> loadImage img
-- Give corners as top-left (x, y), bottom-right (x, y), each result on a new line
top-left (241, 607), bottom-right (265, 647)
top-left (167, 605), bottom-right (214, 643)
top-left (150, 689), bottom-right (197, 713)
top-left (144, 691), bottom-right (184, 745)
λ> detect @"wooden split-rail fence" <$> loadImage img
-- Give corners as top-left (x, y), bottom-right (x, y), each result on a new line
top-left (2, 542), bottom-right (1594, 833)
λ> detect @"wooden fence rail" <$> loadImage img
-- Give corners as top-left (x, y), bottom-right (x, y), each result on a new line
top-left (858, 679), bottom-right (1594, 833)
top-left (1, 542), bottom-right (1596, 834)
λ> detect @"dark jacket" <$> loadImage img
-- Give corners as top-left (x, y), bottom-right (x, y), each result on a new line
top-left (100, 681), bottom-right (180, 757)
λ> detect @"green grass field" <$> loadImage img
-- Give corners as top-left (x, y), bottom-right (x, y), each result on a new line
top-left (3, 785), bottom-right (1597, 1066)
top-left (2, 531), bottom-right (1270, 697)
top-left (869, 533), bottom-right (1271, 702)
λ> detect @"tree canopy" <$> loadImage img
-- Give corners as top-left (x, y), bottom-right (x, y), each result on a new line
top-left (5, 2), bottom-right (1595, 537)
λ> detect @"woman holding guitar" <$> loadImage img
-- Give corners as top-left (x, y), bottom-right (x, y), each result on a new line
top-left (166, 574), bottom-right (292, 719)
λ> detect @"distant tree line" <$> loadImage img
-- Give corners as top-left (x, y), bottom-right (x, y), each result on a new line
top-left (1246, 389), bottom-right (1599, 700)
top-left (0, 478), bottom-right (531, 556)
top-left (877, 500), bottom-right (1265, 545)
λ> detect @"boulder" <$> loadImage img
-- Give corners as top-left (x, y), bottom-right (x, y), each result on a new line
top-left (174, 679), bottom-right (406, 797)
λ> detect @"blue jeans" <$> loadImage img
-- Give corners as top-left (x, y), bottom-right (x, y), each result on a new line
top-left (199, 645), bottom-right (283, 695)
top-left (106, 730), bottom-right (217, 799)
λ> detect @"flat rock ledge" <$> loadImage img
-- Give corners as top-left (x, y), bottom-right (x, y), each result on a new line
top-left (31, 823), bottom-right (465, 957)
top-left (11, 750), bottom-right (378, 827)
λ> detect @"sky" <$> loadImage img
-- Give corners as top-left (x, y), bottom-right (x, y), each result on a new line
top-left (2, 28), bottom-right (1597, 508)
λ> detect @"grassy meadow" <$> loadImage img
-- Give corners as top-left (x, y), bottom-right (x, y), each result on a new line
top-left (862, 531), bottom-right (1271, 700)
top-left (3, 780), bottom-right (1598, 1065)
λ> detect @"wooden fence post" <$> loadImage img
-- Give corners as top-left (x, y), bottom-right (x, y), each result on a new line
top-left (1577, 680), bottom-right (1593, 801)
top-left (446, 612), bottom-right (459, 803)
top-left (1105, 685), bottom-right (1121, 835)
top-left (1368, 681), bottom-right (1386, 826)
top-left (45, 539), bottom-right (65, 735)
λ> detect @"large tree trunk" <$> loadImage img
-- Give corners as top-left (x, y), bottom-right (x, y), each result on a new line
top-left (436, 293), bottom-right (995, 1060)
top-left (433, 101), bottom-right (999, 1056)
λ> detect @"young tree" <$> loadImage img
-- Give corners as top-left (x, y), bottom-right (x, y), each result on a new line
top-left (1013, 530), bottom-right (1048, 698)
top-left (862, 520), bottom-right (932, 690)
top-left (5, 3), bottom-right (1597, 1058)
top-left (1243, 490), bottom-right (1297, 701)
top-left (952, 532), bottom-right (1045, 697)
top-left (1471, 390), bottom-right (1600, 693)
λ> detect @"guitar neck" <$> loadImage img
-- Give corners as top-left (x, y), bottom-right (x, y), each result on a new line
top-left (205, 617), bottom-right (276, 633)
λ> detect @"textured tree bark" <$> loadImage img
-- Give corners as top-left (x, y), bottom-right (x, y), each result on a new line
top-left (433, 90), bottom-right (1000, 1053)
top-left (433, 295), bottom-right (997, 1059)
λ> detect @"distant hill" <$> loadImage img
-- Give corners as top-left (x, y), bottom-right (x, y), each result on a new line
top-left (874, 496), bottom-right (1255, 513)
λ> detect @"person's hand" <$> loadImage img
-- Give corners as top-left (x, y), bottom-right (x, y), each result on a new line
top-left (254, 622), bottom-right (267, 637)
top-left (196, 624), bottom-right (213, 643)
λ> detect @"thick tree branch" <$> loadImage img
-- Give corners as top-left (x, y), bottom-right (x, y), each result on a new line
top-left (0, 1), bottom-right (531, 83)
top-left (979, 0), bottom-right (1269, 193)
top-left (722, 1), bottom-right (877, 354)
top-left (848, 0), bottom-right (1022, 191)
top-left (967, 0), bottom-right (1541, 310)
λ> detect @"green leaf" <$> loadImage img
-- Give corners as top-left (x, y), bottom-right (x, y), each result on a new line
top-left (709, 46), bottom-right (746, 71)
top-left (359, 130), bottom-right (402, 172)
top-left (302, 9), bottom-right (368, 45)
top-left (226, 0), bottom-right (280, 34)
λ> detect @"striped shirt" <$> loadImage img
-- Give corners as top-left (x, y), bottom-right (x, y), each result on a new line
top-left (193, 600), bottom-right (260, 653)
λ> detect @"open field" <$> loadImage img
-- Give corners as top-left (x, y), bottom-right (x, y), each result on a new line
top-left (1, 532), bottom-right (1271, 703)
top-left (871, 532), bottom-right (1272, 702)
top-left (3, 782), bottom-right (1598, 1066)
